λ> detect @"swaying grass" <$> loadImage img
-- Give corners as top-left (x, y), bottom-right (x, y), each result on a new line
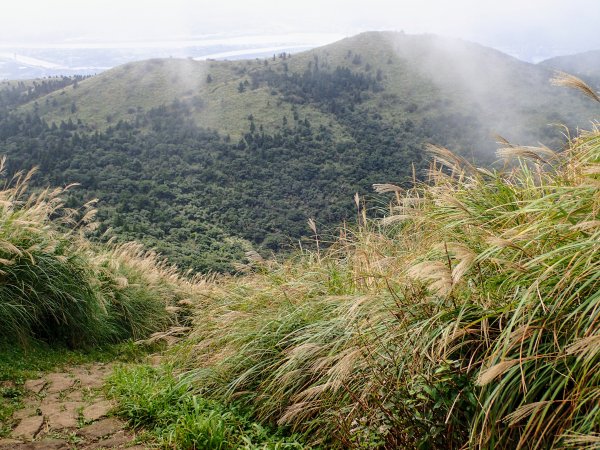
top-left (169, 117), bottom-right (598, 448)
top-left (0, 159), bottom-right (188, 347)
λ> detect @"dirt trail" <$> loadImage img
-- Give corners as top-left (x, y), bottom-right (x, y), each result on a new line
top-left (0, 363), bottom-right (145, 450)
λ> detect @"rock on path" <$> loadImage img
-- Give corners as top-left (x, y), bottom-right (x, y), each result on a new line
top-left (1, 363), bottom-right (144, 450)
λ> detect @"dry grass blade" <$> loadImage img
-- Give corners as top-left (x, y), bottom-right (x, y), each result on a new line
top-left (380, 214), bottom-right (412, 225)
top-left (477, 359), bottom-right (519, 386)
top-left (497, 145), bottom-right (557, 163)
top-left (140, 326), bottom-right (191, 345)
top-left (564, 335), bottom-right (600, 358)
top-left (560, 432), bottom-right (600, 449)
top-left (570, 221), bottom-right (600, 232)
top-left (494, 134), bottom-right (514, 147)
top-left (372, 183), bottom-right (403, 193)
top-left (502, 401), bottom-right (552, 425)
top-left (407, 260), bottom-right (453, 296)
top-left (245, 250), bottom-right (264, 263)
top-left (307, 218), bottom-right (317, 234)
top-left (582, 164), bottom-right (600, 176)
top-left (426, 143), bottom-right (477, 174)
top-left (550, 71), bottom-right (600, 103)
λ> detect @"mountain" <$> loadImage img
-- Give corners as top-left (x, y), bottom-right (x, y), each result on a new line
top-left (539, 49), bottom-right (600, 86)
top-left (1, 32), bottom-right (597, 272)
top-left (21, 32), bottom-right (598, 148)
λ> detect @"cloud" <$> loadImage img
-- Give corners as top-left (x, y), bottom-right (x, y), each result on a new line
top-left (0, 0), bottom-right (598, 54)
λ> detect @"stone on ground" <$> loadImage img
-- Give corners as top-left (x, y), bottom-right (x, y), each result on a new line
top-left (41, 401), bottom-right (85, 429)
top-left (76, 373), bottom-right (106, 389)
top-left (84, 430), bottom-right (133, 449)
top-left (23, 379), bottom-right (45, 394)
top-left (78, 417), bottom-right (124, 440)
top-left (45, 373), bottom-right (75, 394)
top-left (13, 408), bottom-right (39, 420)
top-left (8, 439), bottom-right (69, 449)
top-left (11, 416), bottom-right (44, 440)
top-left (82, 400), bottom-right (113, 421)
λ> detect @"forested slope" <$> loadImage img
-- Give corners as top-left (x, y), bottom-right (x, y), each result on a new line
top-left (1, 32), bottom-right (597, 271)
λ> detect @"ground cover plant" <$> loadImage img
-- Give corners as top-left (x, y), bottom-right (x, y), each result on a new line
top-left (106, 364), bottom-right (307, 449)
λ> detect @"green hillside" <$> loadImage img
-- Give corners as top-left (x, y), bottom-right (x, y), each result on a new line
top-left (2, 32), bottom-right (598, 272)
top-left (539, 49), bottom-right (600, 86)
top-left (0, 32), bottom-right (598, 449)
top-left (24, 32), bottom-right (597, 148)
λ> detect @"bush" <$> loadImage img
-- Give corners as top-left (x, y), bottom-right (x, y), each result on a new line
top-left (0, 160), bottom-right (180, 347)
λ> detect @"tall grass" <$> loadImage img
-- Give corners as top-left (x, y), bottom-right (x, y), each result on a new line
top-left (173, 120), bottom-right (599, 447)
top-left (0, 160), bottom-right (188, 347)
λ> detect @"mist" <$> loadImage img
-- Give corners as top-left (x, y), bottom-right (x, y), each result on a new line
top-left (373, 32), bottom-right (597, 155)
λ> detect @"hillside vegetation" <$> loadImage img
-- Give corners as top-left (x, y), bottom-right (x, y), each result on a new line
top-left (2, 112), bottom-right (598, 448)
top-left (1, 32), bottom-right (598, 271)
top-left (0, 50), bottom-right (598, 448)
top-left (0, 159), bottom-right (193, 346)
top-left (21, 32), bottom-right (598, 148)
top-left (540, 50), bottom-right (600, 86)
top-left (154, 106), bottom-right (598, 448)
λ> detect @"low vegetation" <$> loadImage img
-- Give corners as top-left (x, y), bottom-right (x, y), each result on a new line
top-left (107, 365), bottom-right (306, 449)
top-left (162, 112), bottom-right (598, 447)
top-left (1, 73), bottom-right (598, 449)
top-left (0, 158), bottom-right (191, 347)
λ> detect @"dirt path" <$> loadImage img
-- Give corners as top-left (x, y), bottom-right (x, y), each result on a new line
top-left (0, 363), bottom-right (145, 450)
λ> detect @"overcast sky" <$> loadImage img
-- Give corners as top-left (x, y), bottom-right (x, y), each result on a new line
top-left (1, 0), bottom-right (599, 56)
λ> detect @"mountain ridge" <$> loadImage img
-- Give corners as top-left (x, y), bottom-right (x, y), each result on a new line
top-left (1, 31), bottom-right (598, 271)
top-left (538, 48), bottom-right (600, 86)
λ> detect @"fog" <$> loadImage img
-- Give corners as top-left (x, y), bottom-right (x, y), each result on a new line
top-left (1, 0), bottom-right (599, 61)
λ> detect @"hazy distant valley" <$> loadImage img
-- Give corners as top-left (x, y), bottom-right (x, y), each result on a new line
top-left (0, 34), bottom-right (340, 80)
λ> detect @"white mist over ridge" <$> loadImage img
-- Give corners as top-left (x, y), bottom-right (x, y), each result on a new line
top-left (1, 0), bottom-right (598, 62)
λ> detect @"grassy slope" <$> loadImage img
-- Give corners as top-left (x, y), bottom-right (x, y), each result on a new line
top-left (25, 57), bottom-right (344, 141)
top-left (0, 162), bottom-right (192, 347)
top-left (168, 120), bottom-right (600, 449)
top-left (20, 32), bottom-right (598, 148)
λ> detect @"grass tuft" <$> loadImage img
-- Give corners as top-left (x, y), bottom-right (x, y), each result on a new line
top-left (0, 159), bottom-right (191, 347)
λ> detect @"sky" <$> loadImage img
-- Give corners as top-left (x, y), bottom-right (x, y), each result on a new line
top-left (1, 0), bottom-right (599, 59)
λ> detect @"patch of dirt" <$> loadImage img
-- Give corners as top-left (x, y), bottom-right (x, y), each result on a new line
top-left (1, 363), bottom-right (147, 449)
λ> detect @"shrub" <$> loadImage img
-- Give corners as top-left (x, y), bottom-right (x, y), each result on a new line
top-left (0, 160), bottom-right (180, 347)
